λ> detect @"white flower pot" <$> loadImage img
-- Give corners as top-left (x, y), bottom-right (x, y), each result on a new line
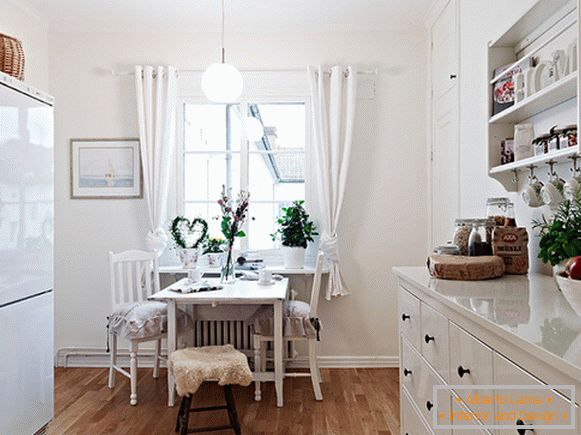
top-left (282, 246), bottom-right (306, 269)
top-left (178, 248), bottom-right (200, 269)
top-left (205, 252), bottom-right (222, 268)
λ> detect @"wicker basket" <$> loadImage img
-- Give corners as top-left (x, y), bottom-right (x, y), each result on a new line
top-left (0, 33), bottom-right (24, 81)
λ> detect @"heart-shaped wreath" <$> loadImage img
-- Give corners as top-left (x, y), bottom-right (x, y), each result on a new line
top-left (169, 216), bottom-right (209, 249)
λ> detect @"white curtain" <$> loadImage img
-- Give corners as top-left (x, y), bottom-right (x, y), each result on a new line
top-left (308, 65), bottom-right (357, 300)
top-left (135, 65), bottom-right (177, 253)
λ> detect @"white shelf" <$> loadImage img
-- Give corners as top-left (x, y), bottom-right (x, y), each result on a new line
top-left (489, 72), bottom-right (577, 124)
top-left (489, 147), bottom-right (579, 175)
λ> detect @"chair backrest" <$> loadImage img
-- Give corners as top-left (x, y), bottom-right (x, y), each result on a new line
top-left (108, 249), bottom-right (160, 309)
top-left (309, 251), bottom-right (326, 317)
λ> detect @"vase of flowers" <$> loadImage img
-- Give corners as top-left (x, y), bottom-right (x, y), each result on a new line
top-left (217, 186), bottom-right (250, 283)
top-left (271, 200), bottom-right (317, 269)
top-left (169, 216), bottom-right (209, 269)
top-left (203, 236), bottom-right (225, 268)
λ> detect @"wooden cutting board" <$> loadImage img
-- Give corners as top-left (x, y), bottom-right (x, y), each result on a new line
top-left (427, 255), bottom-right (505, 280)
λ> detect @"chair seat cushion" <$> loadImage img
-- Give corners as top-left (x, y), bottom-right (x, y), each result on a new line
top-left (250, 300), bottom-right (320, 339)
top-left (108, 301), bottom-right (187, 340)
top-left (169, 345), bottom-right (253, 396)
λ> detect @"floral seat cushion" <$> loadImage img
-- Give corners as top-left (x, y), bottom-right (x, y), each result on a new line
top-left (250, 300), bottom-right (321, 339)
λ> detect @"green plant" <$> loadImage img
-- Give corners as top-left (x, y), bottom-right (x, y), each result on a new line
top-left (169, 216), bottom-right (208, 249)
top-left (271, 200), bottom-right (318, 248)
top-left (203, 237), bottom-right (225, 254)
top-left (532, 194), bottom-right (581, 266)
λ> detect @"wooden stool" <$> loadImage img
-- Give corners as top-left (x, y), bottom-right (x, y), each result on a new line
top-left (169, 345), bottom-right (253, 435)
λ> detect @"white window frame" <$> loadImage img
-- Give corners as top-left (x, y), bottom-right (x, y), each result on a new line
top-left (174, 95), bottom-right (315, 255)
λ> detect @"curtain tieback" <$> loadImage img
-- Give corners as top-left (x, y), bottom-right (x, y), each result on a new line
top-left (319, 232), bottom-right (340, 263)
top-left (146, 227), bottom-right (168, 253)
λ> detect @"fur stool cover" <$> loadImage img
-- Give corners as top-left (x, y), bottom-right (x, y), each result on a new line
top-left (169, 345), bottom-right (253, 397)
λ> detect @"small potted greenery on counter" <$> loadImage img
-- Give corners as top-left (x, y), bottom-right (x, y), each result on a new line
top-left (169, 216), bottom-right (209, 269)
top-left (272, 200), bottom-right (317, 269)
top-left (203, 236), bottom-right (225, 268)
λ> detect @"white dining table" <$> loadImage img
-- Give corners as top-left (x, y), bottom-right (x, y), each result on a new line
top-left (149, 277), bottom-right (289, 408)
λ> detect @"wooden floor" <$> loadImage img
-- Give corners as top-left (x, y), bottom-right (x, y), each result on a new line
top-left (48, 367), bottom-right (400, 435)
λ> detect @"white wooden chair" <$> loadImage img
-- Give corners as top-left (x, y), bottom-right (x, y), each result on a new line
top-left (107, 249), bottom-right (165, 406)
top-left (252, 251), bottom-right (325, 401)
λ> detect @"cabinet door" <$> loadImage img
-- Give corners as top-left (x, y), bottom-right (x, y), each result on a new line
top-left (420, 302), bottom-right (450, 381)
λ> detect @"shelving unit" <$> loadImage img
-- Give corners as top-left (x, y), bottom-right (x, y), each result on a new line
top-left (487, 0), bottom-right (580, 191)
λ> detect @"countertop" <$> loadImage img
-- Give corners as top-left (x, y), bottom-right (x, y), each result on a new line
top-left (393, 267), bottom-right (581, 382)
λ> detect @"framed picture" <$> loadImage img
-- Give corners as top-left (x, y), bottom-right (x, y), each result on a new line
top-left (70, 138), bottom-right (142, 199)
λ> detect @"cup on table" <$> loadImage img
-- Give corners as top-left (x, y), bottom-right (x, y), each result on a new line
top-left (187, 268), bottom-right (202, 283)
top-left (258, 268), bottom-right (272, 285)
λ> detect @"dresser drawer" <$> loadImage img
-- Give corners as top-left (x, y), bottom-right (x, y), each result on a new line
top-left (399, 286), bottom-right (421, 349)
top-left (420, 302), bottom-right (450, 381)
top-left (494, 353), bottom-right (578, 434)
top-left (402, 388), bottom-right (431, 435)
top-left (401, 337), bottom-right (422, 404)
top-left (451, 397), bottom-right (492, 435)
top-left (449, 322), bottom-right (493, 419)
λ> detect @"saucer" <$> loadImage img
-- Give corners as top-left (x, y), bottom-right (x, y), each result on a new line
top-left (257, 280), bottom-right (275, 286)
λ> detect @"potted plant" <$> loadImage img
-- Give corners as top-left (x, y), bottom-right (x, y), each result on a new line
top-left (272, 200), bottom-right (318, 269)
top-left (532, 194), bottom-right (581, 284)
top-left (203, 236), bottom-right (225, 268)
top-left (169, 216), bottom-right (208, 269)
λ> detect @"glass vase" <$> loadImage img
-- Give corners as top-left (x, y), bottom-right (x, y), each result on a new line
top-left (220, 243), bottom-right (236, 284)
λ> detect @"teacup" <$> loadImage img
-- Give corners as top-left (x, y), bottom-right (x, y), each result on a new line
top-left (258, 268), bottom-right (273, 284)
top-left (541, 176), bottom-right (565, 209)
top-left (521, 176), bottom-right (544, 208)
top-left (564, 173), bottom-right (581, 200)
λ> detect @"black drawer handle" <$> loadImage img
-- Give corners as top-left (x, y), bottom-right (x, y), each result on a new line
top-left (401, 313), bottom-right (411, 321)
top-left (426, 400), bottom-right (433, 411)
top-left (424, 334), bottom-right (435, 344)
top-left (457, 366), bottom-right (471, 378)
top-left (516, 418), bottom-right (531, 434)
top-left (403, 368), bottom-right (412, 377)
top-left (450, 74), bottom-right (457, 79)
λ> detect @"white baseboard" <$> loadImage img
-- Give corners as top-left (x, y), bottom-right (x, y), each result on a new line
top-left (56, 347), bottom-right (399, 369)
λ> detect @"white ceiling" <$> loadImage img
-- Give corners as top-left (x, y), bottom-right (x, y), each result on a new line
top-left (25, 0), bottom-right (434, 33)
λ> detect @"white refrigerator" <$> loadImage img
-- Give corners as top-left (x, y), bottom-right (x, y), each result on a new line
top-left (0, 72), bottom-right (54, 434)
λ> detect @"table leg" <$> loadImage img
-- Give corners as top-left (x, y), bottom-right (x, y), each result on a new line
top-left (167, 300), bottom-right (177, 407)
top-left (274, 300), bottom-right (284, 407)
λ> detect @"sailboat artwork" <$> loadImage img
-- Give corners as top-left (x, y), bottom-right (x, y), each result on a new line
top-left (71, 139), bottom-right (142, 198)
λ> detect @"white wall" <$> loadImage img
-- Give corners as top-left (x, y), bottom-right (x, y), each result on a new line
top-left (50, 29), bottom-right (428, 363)
top-left (0, 0), bottom-right (49, 90)
top-left (458, 0), bottom-right (567, 275)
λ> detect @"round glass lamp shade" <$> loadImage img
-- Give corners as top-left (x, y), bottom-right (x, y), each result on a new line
top-left (245, 116), bottom-right (264, 142)
top-left (201, 62), bottom-right (243, 103)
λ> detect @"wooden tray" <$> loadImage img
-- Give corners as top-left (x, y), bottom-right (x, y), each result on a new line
top-left (427, 255), bottom-right (505, 281)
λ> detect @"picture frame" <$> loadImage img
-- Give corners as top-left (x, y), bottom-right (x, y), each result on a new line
top-left (70, 138), bottom-right (142, 199)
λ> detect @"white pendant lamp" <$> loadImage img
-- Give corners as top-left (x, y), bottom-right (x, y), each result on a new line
top-left (202, 0), bottom-right (243, 103)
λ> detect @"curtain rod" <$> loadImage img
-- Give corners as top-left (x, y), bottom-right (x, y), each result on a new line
top-left (110, 67), bottom-right (378, 77)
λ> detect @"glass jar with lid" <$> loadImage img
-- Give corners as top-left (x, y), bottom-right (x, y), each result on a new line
top-left (452, 219), bottom-right (473, 256)
top-left (468, 218), bottom-right (494, 256)
top-left (486, 198), bottom-right (515, 227)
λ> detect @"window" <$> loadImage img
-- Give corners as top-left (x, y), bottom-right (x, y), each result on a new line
top-left (177, 100), bottom-right (309, 251)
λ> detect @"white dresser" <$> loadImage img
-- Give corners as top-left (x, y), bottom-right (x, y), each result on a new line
top-left (394, 267), bottom-right (581, 434)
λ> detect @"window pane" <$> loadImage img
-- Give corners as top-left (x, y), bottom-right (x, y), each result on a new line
top-left (184, 153), bottom-right (240, 201)
top-left (252, 103), bottom-right (305, 150)
top-left (248, 202), bottom-right (292, 250)
top-left (184, 104), bottom-right (226, 151)
top-left (184, 202), bottom-right (222, 239)
top-left (248, 152), bottom-right (305, 201)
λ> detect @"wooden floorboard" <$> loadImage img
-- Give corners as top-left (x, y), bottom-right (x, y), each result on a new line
top-left (48, 367), bottom-right (400, 435)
